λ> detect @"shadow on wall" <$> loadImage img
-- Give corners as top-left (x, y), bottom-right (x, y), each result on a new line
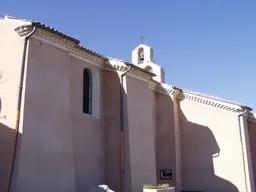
top-left (178, 105), bottom-right (239, 192)
top-left (155, 91), bottom-right (176, 187)
top-left (0, 98), bottom-right (20, 192)
top-left (102, 69), bottom-right (132, 192)
top-left (247, 121), bottom-right (256, 189)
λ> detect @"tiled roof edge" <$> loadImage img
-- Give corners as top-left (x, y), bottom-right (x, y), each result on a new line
top-left (6, 15), bottom-right (107, 60)
top-left (157, 83), bottom-right (253, 113)
top-left (31, 22), bottom-right (80, 45)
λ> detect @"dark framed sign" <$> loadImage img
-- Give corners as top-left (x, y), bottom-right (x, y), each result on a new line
top-left (160, 169), bottom-right (172, 180)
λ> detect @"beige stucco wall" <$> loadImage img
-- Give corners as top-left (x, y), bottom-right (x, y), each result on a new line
top-left (179, 99), bottom-right (246, 192)
top-left (0, 19), bottom-right (30, 192)
top-left (11, 38), bottom-right (105, 192)
top-left (124, 75), bottom-right (157, 192)
top-left (155, 92), bottom-right (176, 186)
top-left (69, 56), bottom-right (105, 191)
top-left (248, 120), bottom-right (256, 189)
top-left (2, 18), bottom-right (254, 192)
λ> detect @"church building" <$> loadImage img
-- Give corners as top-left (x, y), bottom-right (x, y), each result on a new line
top-left (1, 15), bottom-right (256, 192)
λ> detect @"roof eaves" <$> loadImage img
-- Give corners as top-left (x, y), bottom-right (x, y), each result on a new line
top-left (107, 57), bottom-right (156, 77)
top-left (182, 88), bottom-right (252, 111)
top-left (31, 22), bottom-right (80, 45)
top-left (124, 62), bottom-right (156, 77)
top-left (5, 15), bottom-right (80, 45)
top-left (6, 15), bottom-right (111, 61)
top-left (159, 83), bottom-right (253, 113)
top-left (75, 45), bottom-right (107, 60)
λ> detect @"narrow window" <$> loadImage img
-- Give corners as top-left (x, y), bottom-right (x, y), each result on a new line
top-left (83, 69), bottom-right (92, 114)
top-left (138, 48), bottom-right (144, 64)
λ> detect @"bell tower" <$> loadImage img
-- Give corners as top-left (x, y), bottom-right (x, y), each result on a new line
top-left (132, 41), bottom-right (165, 83)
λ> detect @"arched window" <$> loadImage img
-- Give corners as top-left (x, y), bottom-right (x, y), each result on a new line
top-left (150, 48), bottom-right (154, 62)
top-left (83, 69), bottom-right (92, 114)
top-left (138, 48), bottom-right (144, 64)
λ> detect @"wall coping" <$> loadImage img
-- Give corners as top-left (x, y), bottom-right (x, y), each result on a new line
top-left (157, 83), bottom-right (250, 114)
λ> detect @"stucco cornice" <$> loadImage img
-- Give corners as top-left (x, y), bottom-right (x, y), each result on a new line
top-left (69, 47), bottom-right (105, 67)
top-left (14, 25), bottom-right (106, 67)
top-left (149, 79), bottom-right (160, 90)
top-left (35, 28), bottom-right (76, 48)
top-left (182, 91), bottom-right (244, 113)
top-left (14, 24), bottom-right (34, 37)
top-left (157, 83), bottom-right (246, 113)
top-left (157, 83), bottom-right (175, 95)
top-left (12, 18), bottom-right (155, 84)
top-left (173, 87), bottom-right (183, 99)
top-left (105, 59), bottom-right (130, 72)
top-left (106, 58), bottom-right (154, 82)
top-left (128, 67), bottom-right (153, 82)
top-left (14, 24), bottom-right (154, 82)
top-left (34, 30), bottom-right (106, 67)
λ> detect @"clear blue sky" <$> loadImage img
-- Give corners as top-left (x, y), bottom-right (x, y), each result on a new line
top-left (1, 0), bottom-right (256, 110)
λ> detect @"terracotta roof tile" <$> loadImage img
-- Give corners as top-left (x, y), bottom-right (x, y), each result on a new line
top-left (5, 15), bottom-right (106, 59)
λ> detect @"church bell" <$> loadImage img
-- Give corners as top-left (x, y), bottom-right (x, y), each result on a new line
top-left (139, 52), bottom-right (144, 61)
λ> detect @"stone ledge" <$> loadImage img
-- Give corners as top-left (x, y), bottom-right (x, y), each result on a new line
top-left (143, 187), bottom-right (175, 192)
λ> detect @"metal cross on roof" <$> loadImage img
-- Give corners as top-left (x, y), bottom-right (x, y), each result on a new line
top-left (140, 36), bottom-right (144, 44)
